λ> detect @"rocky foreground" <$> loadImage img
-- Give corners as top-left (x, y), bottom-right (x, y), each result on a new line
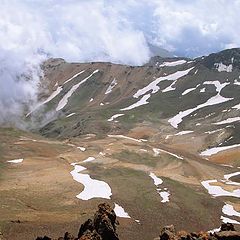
top-left (35, 203), bottom-right (240, 240)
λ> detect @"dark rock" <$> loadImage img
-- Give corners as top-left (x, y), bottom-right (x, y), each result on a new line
top-left (79, 230), bottom-right (102, 240)
top-left (220, 223), bottom-right (236, 232)
top-left (93, 203), bottom-right (119, 240)
top-left (63, 232), bottom-right (75, 240)
top-left (35, 236), bottom-right (51, 240)
top-left (214, 231), bottom-right (240, 240)
top-left (160, 231), bottom-right (176, 240)
top-left (160, 225), bottom-right (176, 240)
top-left (78, 219), bottom-right (94, 238)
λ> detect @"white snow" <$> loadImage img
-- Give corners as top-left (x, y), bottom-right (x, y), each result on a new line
top-left (66, 113), bottom-right (76, 118)
top-left (7, 159), bottom-right (24, 164)
top-left (200, 88), bottom-right (206, 93)
top-left (100, 103), bottom-right (104, 106)
top-left (221, 216), bottom-right (240, 225)
top-left (182, 85), bottom-right (200, 96)
top-left (232, 103), bottom-right (240, 110)
top-left (159, 191), bottom-right (170, 203)
top-left (175, 131), bottom-right (193, 136)
top-left (149, 172), bottom-right (163, 185)
top-left (213, 117), bottom-right (240, 125)
top-left (107, 114), bottom-right (124, 122)
top-left (89, 98), bottom-right (94, 102)
top-left (201, 144), bottom-right (240, 156)
top-left (224, 172), bottom-right (240, 182)
top-left (114, 203), bottom-right (131, 218)
top-left (162, 81), bottom-right (177, 92)
top-left (153, 148), bottom-right (183, 160)
top-left (234, 79), bottom-right (240, 85)
top-left (70, 163), bottom-right (112, 200)
top-left (149, 172), bottom-right (170, 203)
top-left (56, 70), bottom-right (99, 111)
top-left (77, 147), bottom-right (86, 152)
top-left (153, 148), bottom-right (161, 156)
top-left (168, 82), bottom-right (232, 128)
top-left (201, 180), bottom-right (240, 198)
top-left (214, 63), bottom-right (233, 72)
top-left (134, 67), bottom-right (194, 99)
top-left (107, 135), bottom-right (142, 143)
top-left (63, 70), bottom-right (86, 85)
top-left (222, 203), bottom-right (240, 217)
top-left (105, 78), bottom-right (117, 94)
top-left (83, 157), bottom-right (95, 163)
top-left (205, 129), bottom-right (223, 134)
top-left (26, 86), bottom-right (63, 117)
top-left (208, 227), bottom-right (221, 234)
top-left (120, 94), bottom-right (151, 111)
top-left (159, 60), bottom-right (187, 67)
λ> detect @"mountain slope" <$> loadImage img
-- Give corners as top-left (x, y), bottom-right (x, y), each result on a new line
top-left (1, 48), bottom-right (240, 240)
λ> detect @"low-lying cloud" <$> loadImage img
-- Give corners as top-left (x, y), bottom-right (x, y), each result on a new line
top-left (0, 0), bottom-right (239, 126)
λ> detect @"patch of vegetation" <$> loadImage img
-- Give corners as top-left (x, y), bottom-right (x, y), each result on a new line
top-left (111, 150), bottom-right (158, 167)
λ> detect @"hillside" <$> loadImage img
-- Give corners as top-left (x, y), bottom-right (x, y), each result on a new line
top-left (0, 48), bottom-right (240, 240)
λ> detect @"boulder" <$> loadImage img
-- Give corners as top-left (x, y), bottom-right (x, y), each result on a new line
top-left (63, 232), bottom-right (75, 240)
top-left (160, 225), bottom-right (176, 240)
top-left (93, 203), bottom-right (119, 240)
top-left (78, 219), bottom-right (94, 238)
top-left (220, 223), bottom-right (235, 232)
top-left (79, 230), bottom-right (102, 240)
top-left (214, 230), bottom-right (240, 240)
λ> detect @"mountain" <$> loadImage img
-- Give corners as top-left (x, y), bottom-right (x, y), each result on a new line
top-left (0, 48), bottom-right (240, 240)
top-left (147, 43), bottom-right (174, 58)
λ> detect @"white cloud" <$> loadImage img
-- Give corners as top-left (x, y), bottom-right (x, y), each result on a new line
top-left (0, 0), bottom-right (239, 125)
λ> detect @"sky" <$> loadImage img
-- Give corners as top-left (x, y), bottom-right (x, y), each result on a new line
top-left (0, 0), bottom-right (240, 124)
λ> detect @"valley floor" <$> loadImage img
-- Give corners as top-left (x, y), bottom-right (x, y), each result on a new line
top-left (0, 127), bottom-right (240, 240)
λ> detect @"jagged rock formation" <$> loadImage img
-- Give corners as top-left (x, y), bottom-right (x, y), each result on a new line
top-left (159, 223), bottom-right (240, 240)
top-left (35, 203), bottom-right (240, 240)
top-left (35, 203), bottom-right (119, 240)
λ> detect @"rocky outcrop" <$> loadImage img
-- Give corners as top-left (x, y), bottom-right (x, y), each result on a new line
top-left (159, 223), bottom-right (240, 240)
top-left (35, 203), bottom-right (119, 240)
top-left (35, 204), bottom-right (240, 240)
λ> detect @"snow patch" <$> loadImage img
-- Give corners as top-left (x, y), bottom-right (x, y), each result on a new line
top-left (120, 94), bottom-right (151, 111)
top-left (159, 191), bottom-right (170, 203)
top-left (149, 172), bottom-right (163, 185)
top-left (182, 85), bottom-right (200, 96)
top-left (201, 180), bottom-right (240, 198)
top-left (221, 216), bottom-right (240, 225)
top-left (213, 117), bottom-right (240, 125)
top-left (77, 147), bottom-right (86, 152)
top-left (134, 67), bottom-right (194, 99)
top-left (222, 203), bottom-right (240, 218)
top-left (175, 131), bottom-right (193, 136)
top-left (70, 163), bottom-right (112, 200)
top-left (63, 70), bottom-right (85, 85)
top-left (107, 114), bottom-right (124, 122)
top-left (201, 144), bottom-right (240, 156)
top-left (114, 203), bottom-right (131, 218)
top-left (7, 159), bottom-right (24, 164)
top-left (169, 82), bottom-right (232, 128)
top-left (108, 135), bottom-right (142, 143)
top-left (214, 63), bottom-right (233, 72)
top-left (56, 70), bottom-right (99, 111)
top-left (66, 113), bottom-right (76, 118)
top-left (105, 78), bottom-right (117, 94)
top-left (82, 157), bottom-right (95, 163)
top-left (159, 60), bottom-right (187, 67)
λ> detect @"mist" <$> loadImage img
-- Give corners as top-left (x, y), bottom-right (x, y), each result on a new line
top-left (0, 0), bottom-right (239, 126)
